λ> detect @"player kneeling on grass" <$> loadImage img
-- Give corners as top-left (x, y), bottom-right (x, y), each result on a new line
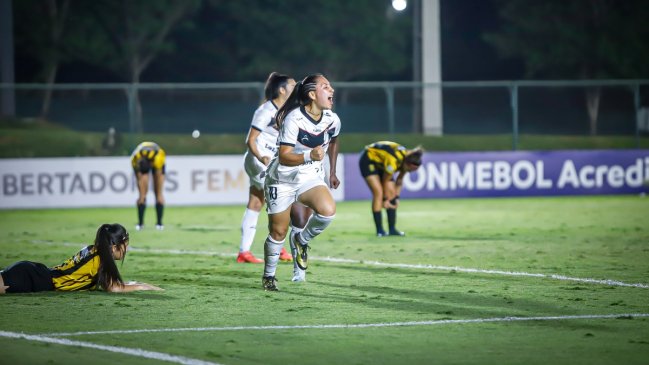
top-left (0, 223), bottom-right (163, 294)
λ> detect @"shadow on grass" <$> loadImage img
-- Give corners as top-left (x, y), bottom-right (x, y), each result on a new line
top-left (282, 264), bottom-right (583, 321)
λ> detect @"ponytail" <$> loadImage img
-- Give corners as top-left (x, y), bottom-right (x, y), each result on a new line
top-left (263, 72), bottom-right (292, 102)
top-left (276, 81), bottom-right (302, 128)
top-left (95, 223), bottom-right (127, 290)
top-left (276, 73), bottom-right (324, 129)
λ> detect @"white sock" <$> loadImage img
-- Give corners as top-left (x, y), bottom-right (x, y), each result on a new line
top-left (239, 208), bottom-right (260, 252)
top-left (299, 213), bottom-right (335, 244)
top-left (263, 235), bottom-right (284, 278)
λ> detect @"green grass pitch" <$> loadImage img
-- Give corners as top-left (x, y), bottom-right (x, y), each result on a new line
top-left (1, 196), bottom-right (648, 365)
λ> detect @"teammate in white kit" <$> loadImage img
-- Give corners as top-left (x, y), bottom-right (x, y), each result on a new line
top-left (261, 74), bottom-right (341, 291)
top-left (237, 72), bottom-right (296, 263)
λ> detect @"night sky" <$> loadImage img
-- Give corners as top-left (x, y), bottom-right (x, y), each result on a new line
top-left (15, 0), bottom-right (525, 83)
top-left (441, 0), bottom-right (524, 80)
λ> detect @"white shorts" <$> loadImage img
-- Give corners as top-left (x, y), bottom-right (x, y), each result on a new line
top-left (244, 151), bottom-right (266, 190)
top-left (264, 177), bottom-right (328, 214)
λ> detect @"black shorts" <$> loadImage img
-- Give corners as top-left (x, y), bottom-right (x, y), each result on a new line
top-left (132, 164), bottom-right (166, 176)
top-left (1, 261), bottom-right (54, 293)
top-left (359, 151), bottom-right (383, 179)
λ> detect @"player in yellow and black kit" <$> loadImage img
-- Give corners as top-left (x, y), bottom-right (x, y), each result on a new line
top-left (0, 223), bottom-right (162, 294)
top-left (359, 141), bottom-right (423, 237)
top-left (130, 142), bottom-right (166, 231)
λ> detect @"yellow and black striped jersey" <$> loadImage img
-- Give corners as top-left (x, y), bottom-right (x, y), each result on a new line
top-left (363, 141), bottom-right (408, 176)
top-left (50, 245), bottom-right (101, 291)
top-left (130, 142), bottom-right (166, 170)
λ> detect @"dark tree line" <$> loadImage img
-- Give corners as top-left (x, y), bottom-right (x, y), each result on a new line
top-left (14, 0), bottom-right (413, 84)
top-left (484, 0), bottom-right (649, 134)
top-left (15, 0), bottom-right (201, 129)
top-left (12, 0), bottom-right (649, 134)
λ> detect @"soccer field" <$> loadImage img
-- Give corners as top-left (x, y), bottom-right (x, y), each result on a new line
top-left (1, 196), bottom-right (648, 365)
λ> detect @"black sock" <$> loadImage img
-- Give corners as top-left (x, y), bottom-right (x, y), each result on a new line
top-left (137, 203), bottom-right (146, 225)
top-left (387, 208), bottom-right (397, 231)
top-left (373, 211), bottom-right (384, 234)
top-left (155, 203), bottom-right (164, 225)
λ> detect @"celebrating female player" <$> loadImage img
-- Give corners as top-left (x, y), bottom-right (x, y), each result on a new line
top-left (359, 141), bottom-right (423, 236)
top-left (130, 141), bottom-right (166, 231)
top-left (237, 72), bottom-right (296, 263)
top-left (261, 73), bottom-right (341, 291)
top-left (288, 129), bottom-right (340, 282)
top-left (1, 223), bottom-right (162, 293)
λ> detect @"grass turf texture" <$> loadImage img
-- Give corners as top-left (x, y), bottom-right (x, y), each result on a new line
top-left (1, 196), bottom-right (648, 364)
top-left (1, 118), bottom-right (648, 157)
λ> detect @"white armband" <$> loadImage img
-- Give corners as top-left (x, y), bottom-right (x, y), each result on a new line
top-left (303, 150), bottom-right (312, 163)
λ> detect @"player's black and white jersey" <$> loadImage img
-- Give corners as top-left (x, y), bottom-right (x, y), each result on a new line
top-left (266, 106), bottom-right (341, 184)
top-left (249, 100), bottom-right (280, 157)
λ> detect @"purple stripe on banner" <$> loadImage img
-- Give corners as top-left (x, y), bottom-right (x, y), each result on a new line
top-left (344, 150), bottom-right (649, 199)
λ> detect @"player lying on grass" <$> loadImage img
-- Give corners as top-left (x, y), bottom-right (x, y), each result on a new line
top-left (0, 223), bottom-right (163, 294)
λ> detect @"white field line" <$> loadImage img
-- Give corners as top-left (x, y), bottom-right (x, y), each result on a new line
top-left (0, 331), bottom-right (222, 365)
top-left (29, 240), bottom-right (649, 289)
top-left (43, 313), bottom-right (649, 338)
top-left (317, 257), bottom-right (649, 289)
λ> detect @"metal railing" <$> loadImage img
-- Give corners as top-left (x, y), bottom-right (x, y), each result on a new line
top-left (1, 79), bottom-right (648, 149)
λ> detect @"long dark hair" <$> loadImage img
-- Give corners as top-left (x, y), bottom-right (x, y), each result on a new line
top-left (263, 72), bottom-right (293, 102)
top-left (94, 223), bottom-right (128, 290)
top-left (276, 73), bottom-right (324, 128)
top-left (404, 146), bottom-right (424, 167)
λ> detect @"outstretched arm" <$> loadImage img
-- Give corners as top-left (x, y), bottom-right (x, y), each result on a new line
top-left (105, 281), bottom-right (163, 293)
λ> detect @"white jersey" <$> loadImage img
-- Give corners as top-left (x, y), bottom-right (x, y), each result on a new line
top-left (248, 100), bottom-right (280, 157)
top-left (266, 106), bottom-right (341, 184)
top-left (243, 100), bottom-right (281, 189)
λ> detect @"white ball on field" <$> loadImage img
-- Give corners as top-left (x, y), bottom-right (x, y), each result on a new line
top-left (192, 129), bottom-right (200, 138)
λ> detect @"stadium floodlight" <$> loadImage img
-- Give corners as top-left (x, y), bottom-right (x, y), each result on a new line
top-left (392, 0), bottom-right (407, 11)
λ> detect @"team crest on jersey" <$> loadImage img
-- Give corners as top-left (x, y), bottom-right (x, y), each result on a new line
top-left (297, 128), bottom-right (327, 148)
